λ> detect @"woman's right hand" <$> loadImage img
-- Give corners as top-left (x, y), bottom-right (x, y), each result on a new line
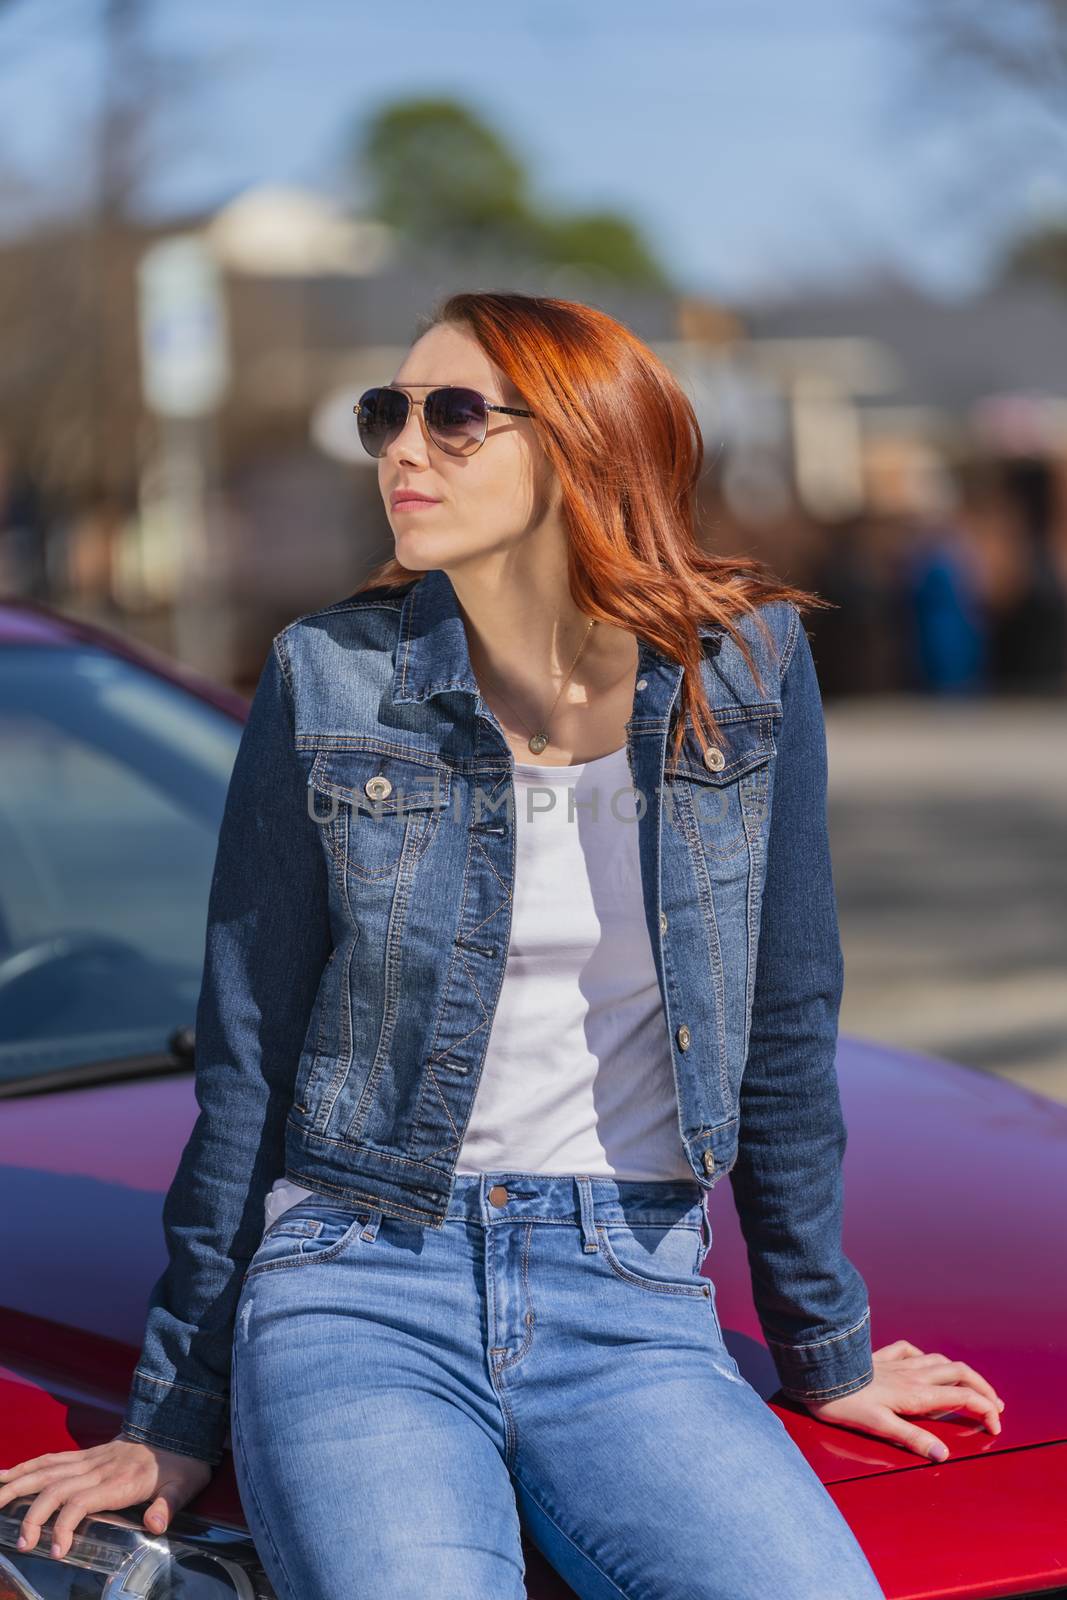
top-left (0, 1436), bottom-right (213, 1560)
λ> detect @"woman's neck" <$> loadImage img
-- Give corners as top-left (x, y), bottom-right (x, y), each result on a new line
top-left (442, 562), bottom-right (640, 767)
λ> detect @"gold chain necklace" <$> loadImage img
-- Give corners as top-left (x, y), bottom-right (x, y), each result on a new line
top-left (484, 618), bottom-right (597, 755)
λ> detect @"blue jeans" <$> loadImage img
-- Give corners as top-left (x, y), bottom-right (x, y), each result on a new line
top-left (230, 1174), bottom-right (886, 1599)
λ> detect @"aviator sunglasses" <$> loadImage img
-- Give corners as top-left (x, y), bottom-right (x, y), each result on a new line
top-left (353, 383), bottom-right (537, 458)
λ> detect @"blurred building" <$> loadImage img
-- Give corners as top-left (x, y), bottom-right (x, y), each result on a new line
top-left (1, 187), bottom-right (1065, 695)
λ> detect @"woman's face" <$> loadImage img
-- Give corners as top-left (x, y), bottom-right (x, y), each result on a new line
top-left (378, 321), bottom-right (559, 573)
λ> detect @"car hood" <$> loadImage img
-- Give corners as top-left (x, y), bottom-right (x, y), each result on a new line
top-left (1, 1037), bottom-right (1065, 1499)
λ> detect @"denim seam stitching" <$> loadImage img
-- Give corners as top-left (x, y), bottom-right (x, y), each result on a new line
top-left (673, 771), bottom-right (730, 1103)
top-left (120, 1422), bottom-right (221, 1456)
top-left (681, 778), bottom-right (751, 861)
top-left (276, 598), bottom-right (403, 656)
top-left (509, 1469), bottom-right (633, 1600)
top-left (765, 1306), bottom-right (871, 1350)
top-left (396, 576), bottom-right (418, 699)
top-left (483, 1237), bottom-right (519, 1469)
top-left (595, 1225), bottom-right (710, 1298)
top-left (288, 1129), bottom-right (450, 1173)
top-left (271, 633), bottom-right (296, 698)
top-left (493, 1221), bottom-right (536, 1371)
top-left (297, 734), bottom-right (451, 769)
top-left (741, 770), bottom-right (770, 1066)
top-left (478, 1215), bottom-right (699, 1226)
top-left (422, 930), bottom-right (498, 1158)
top-left (281, 1168), bottom-right (439, 1223)
top-left (306, 795), bottom-right (354, 1135)
top-left (343, 817), bottom-right (425, 1141)
top-left (778, 602), bottom-right (803, 683)
top-left (416, 799), bottom-right (512, 1145)
top-left (243, 1216), bottom-right (365, 1277)
top-left (230, 1356), bottom-right (301, 1600)
top-left (416, 786), bottom-right (486, 1111)
top-left (441, 948), bottom-right (493, 1059)
top-left (781, 1366), bottom-right (875, 1400)
top-left (132, 1370), bottom-right (227, 1402)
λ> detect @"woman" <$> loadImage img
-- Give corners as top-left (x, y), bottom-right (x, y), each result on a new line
top-left (0, 292), bottom-right (1004, 1597)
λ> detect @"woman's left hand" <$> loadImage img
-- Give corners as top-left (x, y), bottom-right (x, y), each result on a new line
top-left (798, 1340), bottom-right (1006, 1461)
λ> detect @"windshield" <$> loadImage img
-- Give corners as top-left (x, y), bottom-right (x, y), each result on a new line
top-left (0, 643), bottom-right (243, 1090)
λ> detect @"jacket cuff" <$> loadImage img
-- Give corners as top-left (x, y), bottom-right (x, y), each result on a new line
top-left (119, 1367), bottom-right (229, 1465)
top-left (766, 1306), bottom-right (875, 1402)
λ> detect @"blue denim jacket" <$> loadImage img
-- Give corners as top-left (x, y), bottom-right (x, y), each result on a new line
top-left (120, 567), bottom-right (874, 1464)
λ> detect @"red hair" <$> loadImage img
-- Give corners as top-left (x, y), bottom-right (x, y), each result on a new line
top-left (356, 290), bottom-right (830, 767)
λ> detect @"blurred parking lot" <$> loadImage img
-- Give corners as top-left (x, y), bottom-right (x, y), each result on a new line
top-left (830, 697), bottom-right (1067, 1105)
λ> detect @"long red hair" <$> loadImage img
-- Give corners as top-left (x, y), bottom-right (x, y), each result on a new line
top-left (355, 290), bottom-right (830, 767)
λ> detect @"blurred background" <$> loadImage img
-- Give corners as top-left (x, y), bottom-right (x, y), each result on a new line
top-left (0, 0), bottom-right (1064, 1100)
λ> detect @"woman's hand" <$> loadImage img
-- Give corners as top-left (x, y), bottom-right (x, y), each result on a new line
top-left (0, 1436), bottom-right (213, 1559)
top-left (798, 1340), bottom-right (1006, 1461)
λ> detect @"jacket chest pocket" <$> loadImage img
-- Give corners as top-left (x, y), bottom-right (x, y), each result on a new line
top-left (666, 706), bottom-right (778, 862)
top-left (306, 745), bottom-right (452, 882)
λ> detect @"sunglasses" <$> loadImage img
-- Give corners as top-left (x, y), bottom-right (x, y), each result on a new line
top-left (353, 384), bottom-right (537, 458)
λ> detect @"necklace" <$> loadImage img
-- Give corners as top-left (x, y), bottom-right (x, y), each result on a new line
top-left (485, 618), bottom-right (597, 755)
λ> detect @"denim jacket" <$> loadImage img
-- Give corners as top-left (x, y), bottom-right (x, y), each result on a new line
top-left (120, 567), bottom-right (874, 1464)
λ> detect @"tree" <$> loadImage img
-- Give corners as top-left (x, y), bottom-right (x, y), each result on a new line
top-left (354, 97), bottom-right (670, 288)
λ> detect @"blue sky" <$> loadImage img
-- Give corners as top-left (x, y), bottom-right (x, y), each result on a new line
top-left (1, 0), bottom-right (1063, 303)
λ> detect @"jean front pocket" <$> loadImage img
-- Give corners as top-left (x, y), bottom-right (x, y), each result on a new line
top-left (244, 1203), bottom-right (374, 1279)
top-left (595, 1221), bottom-right (710, 1298)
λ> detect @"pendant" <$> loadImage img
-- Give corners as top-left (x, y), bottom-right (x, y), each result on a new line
top-left (528, 731), bottom-right (549, 754)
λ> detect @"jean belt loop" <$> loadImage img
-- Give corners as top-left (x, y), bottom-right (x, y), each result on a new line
top-left (360, 1208), bottom-right (383, 1242)
top-left (699, 1199), bottom-right (712, 1253)
top-left (575, 1175), bottom-right (599, 1253)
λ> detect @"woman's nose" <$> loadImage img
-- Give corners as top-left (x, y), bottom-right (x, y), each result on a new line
top-left (386, 402), bottom-right (430, 466)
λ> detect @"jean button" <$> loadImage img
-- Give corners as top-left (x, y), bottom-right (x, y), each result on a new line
top-left (703, 1150), bottom-right (716, 1174)
top-left (488, 1185), bottom-right (510, 1206)
top-left (702, 746), bottom-right (726, 772)
top-left (676, 1024), bottom-right (691, 1051)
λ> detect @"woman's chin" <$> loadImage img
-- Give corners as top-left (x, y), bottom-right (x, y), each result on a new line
top-left (392, 526), bottom-right (461, 567)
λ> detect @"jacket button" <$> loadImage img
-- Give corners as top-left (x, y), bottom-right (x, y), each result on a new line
top-left (488, 1184), bottom-right (510, 1206)
top-left (365, 774), bottom-right (393, 801)
top-left (676, 1024), bottom-right (691, 1051)
top-left (660, 911), bottom-right (668, 934)
top-left (636, 678), bottom-right (648, 692)
top-left (703, 1150), bottom-right (716, 1174)
top-left (702, 746), bottom-right (726, 772)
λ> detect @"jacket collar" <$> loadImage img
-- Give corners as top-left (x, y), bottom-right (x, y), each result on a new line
top-left (391, 565), bottom-right (719, 706)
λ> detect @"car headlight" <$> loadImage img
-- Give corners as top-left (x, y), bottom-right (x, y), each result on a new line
top-left (0, 1499), bottom-right (276, 1597)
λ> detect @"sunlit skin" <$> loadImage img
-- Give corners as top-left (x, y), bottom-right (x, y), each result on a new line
top-left (380, 320), bottom-right (641, 767)
top-left (0, 326), bottom-right (1005, 1564)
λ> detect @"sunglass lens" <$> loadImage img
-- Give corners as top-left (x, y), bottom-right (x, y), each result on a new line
top-left (355, 387), bottom-right (409, 457)
top-left (425, 388), bottom-right (488, 453)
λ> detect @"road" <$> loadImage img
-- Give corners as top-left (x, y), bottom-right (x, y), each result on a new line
top-left (826, 696), bottom-right (1067, 1107)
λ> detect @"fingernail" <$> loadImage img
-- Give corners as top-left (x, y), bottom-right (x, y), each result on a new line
top-left (16, 1536), bottom-right (26, 1551)
top-left (930, 1444), bottom-right (949, 1462)
top-left (50, 1542), bottom-right (60, 1557)
top-left (997, 1399), bottom-right (1005, 1410)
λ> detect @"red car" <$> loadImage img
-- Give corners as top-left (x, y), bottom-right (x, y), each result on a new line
top-left (1, 597), bottom-right (1065, 1600)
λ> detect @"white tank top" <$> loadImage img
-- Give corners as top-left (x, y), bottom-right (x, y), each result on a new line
top-left (262, 743), bottom-right (690, 1235)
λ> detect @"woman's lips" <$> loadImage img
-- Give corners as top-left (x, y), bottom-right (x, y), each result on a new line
top-left (392, 497), bottom-right (441, 512)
